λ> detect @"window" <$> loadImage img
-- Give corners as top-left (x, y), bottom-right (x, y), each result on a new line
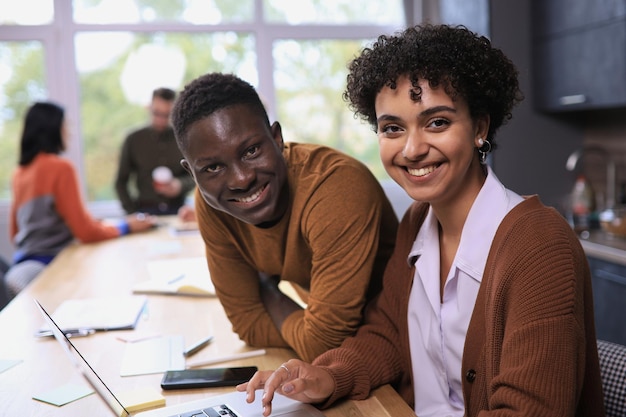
top-left (0, 41), bottom-right (46, 200)
top-left (0, 0), bottom-right (54, 25)
top-left (0, 0), bottom-right (407, 208)
top-left (75, 31), bottom-right (256, 200)
top-left (264, 0), bottom-right (404, 24)
top-left (273, 39), bottom-right (385, 178)
top-left (73, 0), bottom-right (255, 24)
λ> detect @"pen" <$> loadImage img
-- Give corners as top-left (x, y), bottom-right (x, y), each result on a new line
top-left (183, 335), bottom-right (214, 357)
top-left (185, 348), bottom-right (267, 368)
top-left (168, 274), bottom-right (185, 284)
top-left (35, 328), bottom-right (96, 338)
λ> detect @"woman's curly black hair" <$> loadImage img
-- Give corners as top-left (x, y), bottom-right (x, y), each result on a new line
top-left (171, 72), bottom-right (270, 153)
top-left (344, 24), bottom-right (523, 150)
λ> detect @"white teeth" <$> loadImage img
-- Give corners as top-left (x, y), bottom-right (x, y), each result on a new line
top-left (408, 165), bottom-right (436, 177)
top-left (235, 187), bottom-right (264, 203)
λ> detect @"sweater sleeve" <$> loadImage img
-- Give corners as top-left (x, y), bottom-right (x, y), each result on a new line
top-left (312, 203), bottom-right (423, 407)
top-left (279, 164), bottom-right (398, 361)
top-left (196, 189), bottom-right (289, 350)
top-left (54, 160), bottom-right (121, 242)
top-left (313, 283), bottom-right (408, 408)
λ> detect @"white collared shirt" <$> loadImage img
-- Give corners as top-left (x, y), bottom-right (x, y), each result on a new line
top-left (407, 167), bottom-right (523, 417)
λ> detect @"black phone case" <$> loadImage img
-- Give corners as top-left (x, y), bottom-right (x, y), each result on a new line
top-left (160, 366), bottom-right (258, 390)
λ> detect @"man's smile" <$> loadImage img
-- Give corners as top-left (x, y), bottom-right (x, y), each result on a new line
top-left (232, 184), bottom-right (267, 204)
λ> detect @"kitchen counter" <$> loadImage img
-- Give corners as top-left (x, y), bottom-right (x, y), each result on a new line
top-left (579, 230), bottom-right (626, 265)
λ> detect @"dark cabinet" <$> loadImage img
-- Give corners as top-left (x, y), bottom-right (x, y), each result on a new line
top-left (532, 0), bottom-right (626, 112)
top-left (587, 256), bottom-right (626, 345)
top-left (533, 0), bottom-right (626, 36)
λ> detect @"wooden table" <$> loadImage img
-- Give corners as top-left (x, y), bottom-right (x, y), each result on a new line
top-left (0, 217), bottom-right (415, 417)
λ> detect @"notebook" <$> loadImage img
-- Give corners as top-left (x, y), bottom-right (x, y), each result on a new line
top-left (133, 257), bottom-right (215, 297)
top-left (36, 295), bottom-right (148, 336)
top-left (34, 299), bottom-right (324, 417)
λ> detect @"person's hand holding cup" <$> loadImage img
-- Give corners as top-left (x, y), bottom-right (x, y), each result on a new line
top-left (152, 166), bottom-right (173, 189)
top-left (152, 166), bottom-right (181, 197)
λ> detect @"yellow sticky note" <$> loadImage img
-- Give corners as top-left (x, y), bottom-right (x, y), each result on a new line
top-left (116, 387), bottom-right (166, 413)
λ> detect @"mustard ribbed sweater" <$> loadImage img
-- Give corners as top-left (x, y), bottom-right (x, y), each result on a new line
top-left (196, 142), bottom-right (398, 361)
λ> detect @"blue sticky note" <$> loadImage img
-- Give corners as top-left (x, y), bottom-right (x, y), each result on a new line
top-left (33, 382), bottom-right (95, 406)
top-left (0, 359), bottom-right (22, 374)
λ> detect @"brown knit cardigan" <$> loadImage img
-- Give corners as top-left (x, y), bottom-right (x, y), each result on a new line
top-left (314, 196), bottom-right (605, 416)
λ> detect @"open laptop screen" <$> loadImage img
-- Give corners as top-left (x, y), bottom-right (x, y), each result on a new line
top-left (34, 299), bottom-right (325, 417)
top-left (35, 299), bottom-right (130, 417)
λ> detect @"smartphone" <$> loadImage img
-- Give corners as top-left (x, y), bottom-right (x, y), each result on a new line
top-left (160, 366), bottom-right (258, 390)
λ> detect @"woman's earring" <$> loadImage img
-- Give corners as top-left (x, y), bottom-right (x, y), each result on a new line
top-left (477, 138), bottom-right (491, 165)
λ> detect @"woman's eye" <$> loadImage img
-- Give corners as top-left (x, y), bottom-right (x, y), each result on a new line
top-left (379, 124), bottom-right (403, 135)
top-left (429, 118), bottom-right (449, 128)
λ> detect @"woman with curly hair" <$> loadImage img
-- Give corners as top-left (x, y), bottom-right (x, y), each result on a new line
top-left (238, 24), bottom-right (605, 417)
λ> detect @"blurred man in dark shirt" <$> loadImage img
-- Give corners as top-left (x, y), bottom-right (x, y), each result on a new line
top-left (115, 87), bottom-right (195, 215)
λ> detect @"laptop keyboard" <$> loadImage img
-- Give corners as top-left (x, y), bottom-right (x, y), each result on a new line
top-left (169, 404), bottom-right (240, 417)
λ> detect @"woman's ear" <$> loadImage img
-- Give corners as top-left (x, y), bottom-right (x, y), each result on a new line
top-left (474, 115), bottom-right (490, 145)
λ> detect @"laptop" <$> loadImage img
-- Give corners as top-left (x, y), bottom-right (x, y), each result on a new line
top-left (34, 299), bottom-right (324, 417)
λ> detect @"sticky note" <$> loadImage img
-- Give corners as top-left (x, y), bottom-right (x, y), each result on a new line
top-left (0, 359), bottom-right (22, 374)
top-left (33, 382), bottom-right (94, 406)
top-left (116, 387), bottom-right (166, 412)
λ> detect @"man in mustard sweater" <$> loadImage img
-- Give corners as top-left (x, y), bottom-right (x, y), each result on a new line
top-left (171, 73), bottom-right (398, 361)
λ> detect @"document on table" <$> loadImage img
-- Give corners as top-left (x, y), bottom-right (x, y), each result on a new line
top-left (37, 295), bottom-right (148, 333)
top-left (132, 257), bottom-right (215, 297)
top-left (120, 335), bottom-right (185, 376)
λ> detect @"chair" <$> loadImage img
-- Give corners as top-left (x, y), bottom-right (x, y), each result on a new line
top-left (597, 339), bottom-right (626, 417)
top-left (4, 260), bottom-right (46, 300)
top-left (0, 256), bottom-right (9, 310)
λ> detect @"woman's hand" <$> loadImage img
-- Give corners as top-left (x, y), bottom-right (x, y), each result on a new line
top-left (126, 212), bottom-right (157, 232)
top-left (236, 359), bottom-right (335, 417)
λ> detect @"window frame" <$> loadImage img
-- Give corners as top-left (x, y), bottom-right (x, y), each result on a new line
top-left (0, 0), bottom-right (418, 218)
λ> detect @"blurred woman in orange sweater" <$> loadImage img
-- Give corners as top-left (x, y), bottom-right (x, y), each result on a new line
top-left (4, 101), bottom-right (156, 302)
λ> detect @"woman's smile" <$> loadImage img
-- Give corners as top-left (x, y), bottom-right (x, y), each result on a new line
top-left (406, 163), bottom-right (439, 178)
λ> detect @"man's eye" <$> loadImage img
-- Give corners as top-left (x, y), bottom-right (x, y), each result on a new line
top-left (206, 164), bottom-right (222, 173)
top-left (244, 145), bottom-right (260, 158)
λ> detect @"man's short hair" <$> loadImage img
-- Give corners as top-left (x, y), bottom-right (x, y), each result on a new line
top-left (153, 87), bottom-right (176, 102)
top-left (171, 73), bottom-right (269, 152)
